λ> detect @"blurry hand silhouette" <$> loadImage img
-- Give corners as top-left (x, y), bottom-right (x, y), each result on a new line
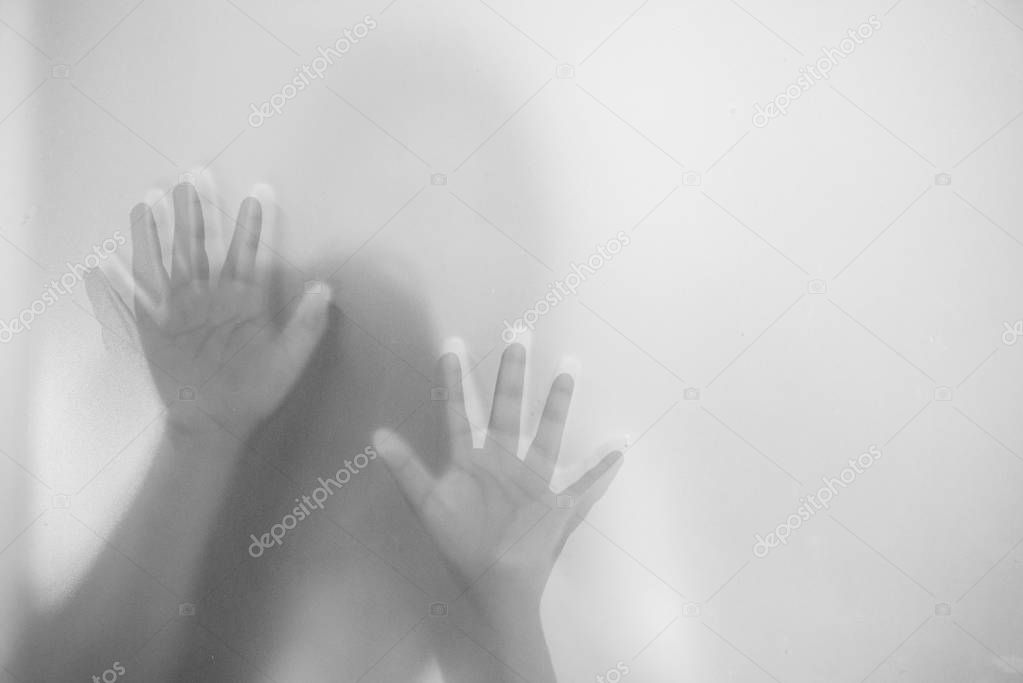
top-left (374, 343), bottom-right (622, 595)
top-left (75, 183), bottom-right (618, 683)
top-left (24, 181), bottom-right (337, 682)
top-left (374, 343), bottom-right (622, 681)
top-left (119, 182), bottom-right (330, 436)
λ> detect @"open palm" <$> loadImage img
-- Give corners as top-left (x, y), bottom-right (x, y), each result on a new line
top-left (124, 182), bottom-right (330, 436)
top-left (374, 344), bottom-right (622, 591)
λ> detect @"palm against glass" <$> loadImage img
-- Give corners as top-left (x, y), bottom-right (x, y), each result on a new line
top-left (126, 182), bottom-right (330, 435)
top-left (374, 344), bottom-right (623, 592)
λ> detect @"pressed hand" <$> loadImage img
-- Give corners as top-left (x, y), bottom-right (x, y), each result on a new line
top-left (374, 343), bottom-right (622, 596)
top-left (123, 182), bottom-right (330, 436)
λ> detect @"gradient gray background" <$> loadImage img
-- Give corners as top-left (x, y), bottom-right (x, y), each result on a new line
top-left (1, 0), bottom-right (1022, 681)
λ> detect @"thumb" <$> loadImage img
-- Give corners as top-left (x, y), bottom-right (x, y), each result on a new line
top-left (83, 265), bottom-right (140, 350)
top-left (373, 428), bottom-right (436, 509)
top-left (555, 450), bottom-right (624, 541)
top-left (278, 282), bottom-right (331, 364)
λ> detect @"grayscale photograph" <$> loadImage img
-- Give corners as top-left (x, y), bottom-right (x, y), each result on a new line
top-left (0, 0), bottom-right (1022, 681)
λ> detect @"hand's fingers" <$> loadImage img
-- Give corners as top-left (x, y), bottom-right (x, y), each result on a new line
top-left (444, 336), bottom-right (486, 446)
top-left (373, 427), bottom-right (437, 510)
top-left (525, 373), bottom-right (574, 483)
top-left (485, 343), bottom-right (526, 454)
top-left (556, 451), bottom-right (623, 541)
top-left (191, 169), bottom-right (228, 269)
top-left (108, 255), bottom-right (161, 325)
top-left (171, 182), bottom-right (208, 287)
top-left (250, 183), bottom-right (291, 321)
top-left (129, 202), bottom-right (169, 310)
top-left (221, 196), bottom-right (262, 283)
top-left (561, 451), bottom-right (623, 506)
top-left (434, 350), bottom-right (472, 455)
